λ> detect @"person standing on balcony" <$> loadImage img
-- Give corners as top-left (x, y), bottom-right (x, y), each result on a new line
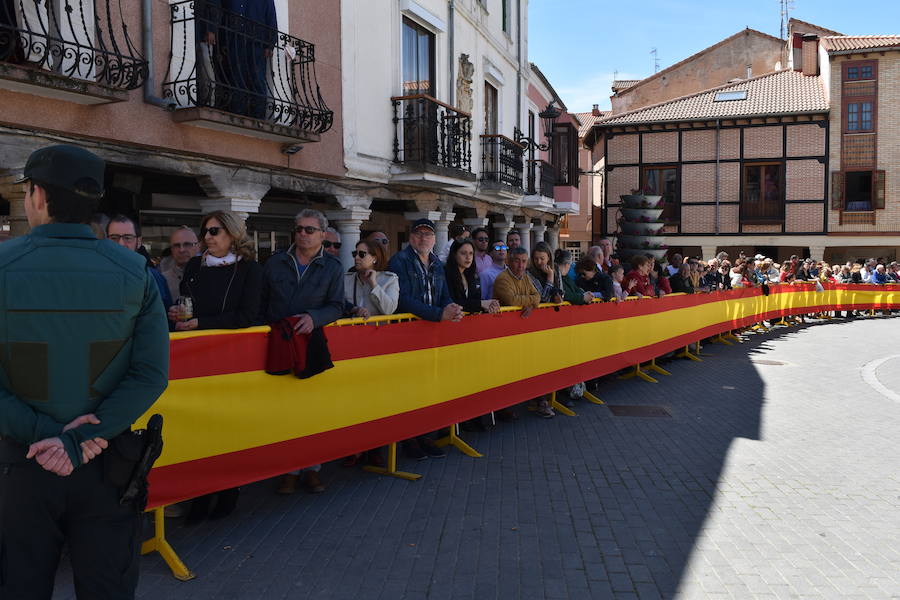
top-left (199, 0), bottom-right (277, 119)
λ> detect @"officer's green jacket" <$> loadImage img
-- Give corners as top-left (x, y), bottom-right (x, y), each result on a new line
top-left (0, 223), bottom-right (169, 466)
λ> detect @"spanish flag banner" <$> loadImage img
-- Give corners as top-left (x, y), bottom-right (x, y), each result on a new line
top-left (141, 283), bottom-right (899, 508)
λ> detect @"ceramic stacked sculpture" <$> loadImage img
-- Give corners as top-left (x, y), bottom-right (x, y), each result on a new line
top-left (616, 195), bottom-right (668, 263)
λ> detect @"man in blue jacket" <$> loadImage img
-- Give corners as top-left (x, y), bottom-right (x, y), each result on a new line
top-left (388, 218), bottom-right (462, 322)
top-left (261, 208), bottom-right (343, 494)
top-left (388, 218), bottom-right (462, 460)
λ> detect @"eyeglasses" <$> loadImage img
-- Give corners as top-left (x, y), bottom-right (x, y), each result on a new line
top-left (295, 225), bottom-right (323, 235)
top-left (200, 226), bottom-right (223, 237)
top-left (371, 237), bottom-right (388, 245)
top-left (171, 241), bottom-right (198, 250)
top-left (108, 234), bottom-right (136, 243)
top-left (492, 244), bottom-right (508, 251)
top-left (323, 240), bottom-right (342, 249)
top-left (351, 250), bottom-right (369, 258)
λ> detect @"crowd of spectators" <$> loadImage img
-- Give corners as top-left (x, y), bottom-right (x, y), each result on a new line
top-left (106, 208), bottom-right (899, 518)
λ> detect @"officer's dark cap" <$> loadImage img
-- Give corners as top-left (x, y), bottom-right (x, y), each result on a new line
top-left (14, 144), bottom-right (105, 199)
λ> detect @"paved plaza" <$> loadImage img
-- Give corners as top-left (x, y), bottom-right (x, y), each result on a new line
top-left (54, 316), bottom-right (900, 599)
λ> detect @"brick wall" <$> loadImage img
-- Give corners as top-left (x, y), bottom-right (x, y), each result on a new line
top-left (641, 132), bottom-right (678, 163)
top-left (786, 203), bottom-right (824, 232)
top-left (682, 163), bottom-right (715, 203)
top-left (720, 129), bottom-right (740, 160)
top-left (607, 166), bottom-right (639, 203)
top-left (682, 130), bottom-right (715, 161)
top-left (719, 163), bottom-right (740, 202)
top-left (743, 126), bottom-right (783, 158)
top-left (719, 205), bottom-right (739, 232)
top-left (607, 134), bottom-right (639, 165)
top-left (742, 224), bottom-right (781, 233)
top-left (786, 160), bottom-right (825, 201)
top-left (828, 52), bottom-right (900, 233)
top-left (787, 124), bottom-right (825, 157)
top-left (681, 205), bottom-right (715, 233)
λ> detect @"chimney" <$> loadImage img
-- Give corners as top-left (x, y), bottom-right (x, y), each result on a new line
top-left (592, 104), bottom-right (601, 116)
top-left (801, 34), bottom-right (819, 75)
top-left (746, 64), bottom-right (752, 79)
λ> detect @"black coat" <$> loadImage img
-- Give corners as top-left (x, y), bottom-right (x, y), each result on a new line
top-left (446, 268), bottom-right (484, 313)
top-left (576, 271), bottom-right (614, 300)
top-left (669, 275), bottom-right (694, 294)
top-left (181, 256), bottom-right (262, 330)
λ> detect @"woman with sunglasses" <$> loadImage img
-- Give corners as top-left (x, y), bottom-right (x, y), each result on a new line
top-left (444, 239), bottom-right (501, 315)
top-left (168, 210), bottom-right (262, 523)
top-left (343, 240), bottom-right (398, 319)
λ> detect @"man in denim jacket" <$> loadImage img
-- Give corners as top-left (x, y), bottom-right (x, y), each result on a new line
top-left (388, 218), bottom-right (462, 322)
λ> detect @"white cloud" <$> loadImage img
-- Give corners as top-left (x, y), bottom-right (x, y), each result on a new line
top-left (556, 71), bottom-right (642, 113)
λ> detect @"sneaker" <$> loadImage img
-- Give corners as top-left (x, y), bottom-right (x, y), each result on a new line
top-left (403, 440), bottom-right (428, 461)
top-left (535, 400), bottom-right (555, 419)
top-left (422, 441), bottom-right (447, 458)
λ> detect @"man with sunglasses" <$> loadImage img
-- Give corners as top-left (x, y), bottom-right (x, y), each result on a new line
top-left (366, 231), bottom-right (390, 254)
top-left (471, 227), bottom-right (492, 274)
top-left (323, 227), bottom-right (342, 259)
top-left (261, 208), bottom-right (344, 495)
top-left (480, 241), bottom-right (509, 300)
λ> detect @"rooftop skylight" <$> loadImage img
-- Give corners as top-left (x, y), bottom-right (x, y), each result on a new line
top-left (714, 90), bottom-right (748, 102)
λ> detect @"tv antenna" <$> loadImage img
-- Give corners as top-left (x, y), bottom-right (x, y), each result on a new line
top-left (650, 48), bottom-right (660, 73)
top-left (779, 0), bottom-right (795, 40)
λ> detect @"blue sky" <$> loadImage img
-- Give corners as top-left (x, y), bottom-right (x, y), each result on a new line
top-left (528, 0), bottom-right (900, 113)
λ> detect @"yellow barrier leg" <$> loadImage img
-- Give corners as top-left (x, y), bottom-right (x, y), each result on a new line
top-left (773, 316), bottom-right (792, 327)
top-left (363, 442), bottom-right (422, 481)
top-left (550, 391), bottom-right (577, 417)
top-left (644, 358), bottom-right (671, 376)
top-left (676, 345), bottom-right (702, 362)
top-left (141, 507), bottom-right (195, 581)
top-left (695, 340), bottom-right (712, 357)
top-left (583, 390), bottom-right (605, 405)
top-left (750, 322), bottom-right (769, 332)
top-left (434, 425), bottom-right (482, 458)
top-left (711, 333), bottom-right (733, 346)
top-left (617, 363), bottom-right (659, 384)
top-left (724, 330), bottom-right (742, 343)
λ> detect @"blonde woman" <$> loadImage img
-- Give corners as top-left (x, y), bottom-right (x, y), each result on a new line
top-left (168, 210), bottom-right (262, 331)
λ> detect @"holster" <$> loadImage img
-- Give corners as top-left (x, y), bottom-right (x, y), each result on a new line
top-left (102, 414), bottom-right (164, 510)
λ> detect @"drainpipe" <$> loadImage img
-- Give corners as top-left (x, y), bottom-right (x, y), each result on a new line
top-left (515, 0), bottom-right (522, 130)
top-left (143, 0), bottom-right (176, 109)
top-left (714, 118), bottom-right (721, 234)
top-left (448, 0), bottom-right (455, 106)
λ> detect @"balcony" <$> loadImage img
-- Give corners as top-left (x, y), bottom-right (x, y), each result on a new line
top-left (390, 94), bottom-right (475, 187)
top-left (523, 159), bottom-right (557, 210)
top-left (0, 0), bottom-right (147, 103)
top-left (163, 0), bottom-right (333, 143)
top-left (479, 135), bottom-right (524, 199)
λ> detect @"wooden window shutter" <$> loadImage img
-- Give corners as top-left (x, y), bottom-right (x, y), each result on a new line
top-left (830, 171), bottom-right (843, 210)
top-left (874, 170), bottom-right (886, 209)
top-left (567, 127), bottom-right (580, 188)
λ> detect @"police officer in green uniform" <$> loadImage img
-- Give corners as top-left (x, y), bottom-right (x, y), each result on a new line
top-left (0, 145), bottom-right (170, 599)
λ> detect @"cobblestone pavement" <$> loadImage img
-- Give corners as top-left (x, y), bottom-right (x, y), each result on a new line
top-left (53, 316), bottom-right (900, 599)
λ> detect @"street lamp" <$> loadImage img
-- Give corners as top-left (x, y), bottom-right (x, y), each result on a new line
top-left (514, 101), bottom-right (561, 152)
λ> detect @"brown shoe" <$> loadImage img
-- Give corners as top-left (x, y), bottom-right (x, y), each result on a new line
top-left (276, 473), bottom-right (300, 495)
top-left (303, 471), bottom-right (326, 494)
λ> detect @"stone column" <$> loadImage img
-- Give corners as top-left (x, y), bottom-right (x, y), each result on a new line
top-left (434, 210), bottom-right (456, 253)
top-left (516, 221), bottom-right (533, 254)
top-left (327, 207), bottom-right (373, 270)
top-left (808, 245), bottom-right (826, 262)
top-left (547, 227), bottom-right (560, 252)
top-left (492, 217), bottom-right (515, 245)
top-left (532, 223), bottom-right (547, 247)
top-left (701, 245), bottom-right (718, 261)
top-left (197, 178), bottom-right (270, 221)
top-left (0, 175), bottom-right (29, 236)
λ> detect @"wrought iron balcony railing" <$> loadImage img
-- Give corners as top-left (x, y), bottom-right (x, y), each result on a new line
top-left (480, 135), bottom-right (524, 190)
top-left (391, 94), bottom-right (472, 174)
top-left (163, 0), bottom-right (332, 133)
top-left (527, 159), bottom-right (556, 198)
top-left (0, 0), bottom-right (147, 89)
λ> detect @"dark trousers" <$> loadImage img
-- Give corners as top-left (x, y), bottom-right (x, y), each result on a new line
top-left (0, 440), bottom-right (142, 600)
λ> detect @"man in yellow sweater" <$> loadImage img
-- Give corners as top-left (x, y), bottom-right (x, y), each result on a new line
top-left (493, 246), bottom-right (540, 317)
